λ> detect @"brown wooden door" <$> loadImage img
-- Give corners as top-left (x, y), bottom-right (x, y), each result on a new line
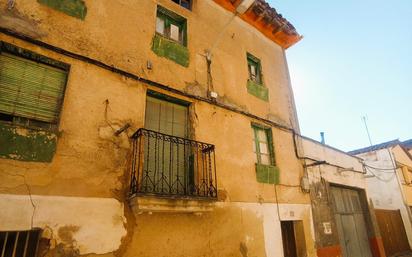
top-left (375, 209), bottom-right (410, 256)
top-left (281, 221), bottom-right (297, 257)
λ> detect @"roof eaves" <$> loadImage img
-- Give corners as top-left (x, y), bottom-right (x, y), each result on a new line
top-left (348, 139), bottom-right (401, 155)
top-left (300, 135), bottom-right (363, 161)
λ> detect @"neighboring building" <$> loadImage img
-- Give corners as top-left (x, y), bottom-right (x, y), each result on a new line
top-left (403, 139), bottom-right (412, 156)
top-left (0, 1), bottom-right (319, 257)
top-left (350, 140), bottom-right (412, 257)
top-left (301, 137), bottom-right (386, 257)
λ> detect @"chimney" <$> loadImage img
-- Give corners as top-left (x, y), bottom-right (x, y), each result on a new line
top-left (320, 132), bottom-right (325, 144)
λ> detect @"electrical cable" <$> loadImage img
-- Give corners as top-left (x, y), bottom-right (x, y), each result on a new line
top-left (364, 166), bottom-right (396, 182)
top-left (362, 162), bottom-right (399, 171)
top-left (273, 183), bottom-right (282, 221)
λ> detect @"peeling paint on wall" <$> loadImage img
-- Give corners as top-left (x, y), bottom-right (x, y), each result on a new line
top-left (0, 9), bottom-right (46, 38)
top-left (37, 0), bottom-right (87, 20)
top-left (0, 194), bottom-right (127, 255)
top-left (151, 34), bottom-right (189, 67)
top-left (0, 123), bottom-right (57, 162)
top-left (247, 80), bottom-right (269, 101)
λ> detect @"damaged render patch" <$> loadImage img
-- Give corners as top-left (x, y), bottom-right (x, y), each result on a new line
top-left (52, 225), bottom-right (81, 257)
top-left (98, 124), bottom-right (130, 149)
top-left (239, 242), bottom-right (249, 257)
top-left (266, 113), bottom-right (291, 128)
top-left (58, 225), bottom-right (80, 245)
top-left (184, 81), bottom-right (208, 98)
top-left (216, 95), bottom-right (248, 113)
top-left (0, 10), bottom-right (46, 38)
top-left (0, 123), bottom-right (57, 162)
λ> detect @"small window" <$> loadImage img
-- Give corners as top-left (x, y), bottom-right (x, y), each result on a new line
top-left (247, 53), bottom-right (262, 85)
top-left (252, 125), bottom-right (274, 165)
top-left (171, 0), bottom-right (192, 10)
top-left (0, 48), bottom-right (68, 130)
top-left (0, 229), bottom-right (41, 257)
top-left (156, 6), bottom-right (187, 46)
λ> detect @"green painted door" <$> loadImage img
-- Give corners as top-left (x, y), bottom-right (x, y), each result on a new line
top-left (143, 96), bottom-right (189, 194)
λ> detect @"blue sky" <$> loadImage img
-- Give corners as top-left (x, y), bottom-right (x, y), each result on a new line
top-left (268, 0), bottom-right (412, 151)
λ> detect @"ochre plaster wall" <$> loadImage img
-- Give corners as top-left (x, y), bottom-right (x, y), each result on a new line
top-left (124, 203), bottom-right (315, 257)
top-left (0, 0), bottom-right (298, 130)
top-left (0, 0), bottom-right (313, 256)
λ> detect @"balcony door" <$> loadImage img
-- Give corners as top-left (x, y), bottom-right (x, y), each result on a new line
top-left (143, 95), bottom-right (189, 195)
top-left (145, 96), bottom-right (188, 138)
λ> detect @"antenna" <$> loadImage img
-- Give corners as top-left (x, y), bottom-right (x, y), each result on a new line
top-left (362, 116), bottom-right (373, 146)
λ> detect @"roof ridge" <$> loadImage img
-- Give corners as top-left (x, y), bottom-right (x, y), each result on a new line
top-left (348, 139), bottom-right (401, 155)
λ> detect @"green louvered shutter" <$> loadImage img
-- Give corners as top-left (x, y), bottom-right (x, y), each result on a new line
top-left (0, 53), bottom-right (67, 123)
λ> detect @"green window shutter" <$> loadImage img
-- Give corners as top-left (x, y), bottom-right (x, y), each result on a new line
top-left (247, 80), bottom-right (269, 101)
top-left (256, 164), bottom-right (279, 184)
top-left (145, 96), bottom-right (188, 138)
top-left (266, 128), bottom-right (276, 165)
top-left (0, 53), bottom-right (67, 123)
top-left (37, 0), bottom-right (87, 20)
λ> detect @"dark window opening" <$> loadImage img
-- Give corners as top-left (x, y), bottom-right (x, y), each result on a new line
top-left (0, 229), bottom-right (41, 257)
top-left (0, 113), bottom-right (13, 122)
top-left (171, 0), bottom-right (191, 10)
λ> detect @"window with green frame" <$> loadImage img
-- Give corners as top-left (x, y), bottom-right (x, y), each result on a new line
top-left (252, 125), bottom-right (275, 166)
top-left (0, 42), bottom-right (69, 130)
top-left (247, 53), bottom-right (262, 85)
top-left (156, 6), bottom-right (187, 46)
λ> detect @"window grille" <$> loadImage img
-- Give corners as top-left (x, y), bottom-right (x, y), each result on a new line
top-left (0, 229), bottom-right (41, 257)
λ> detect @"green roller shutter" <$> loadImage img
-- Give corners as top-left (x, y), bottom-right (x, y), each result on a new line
top-left (0, 53), bottom-right (67, 123)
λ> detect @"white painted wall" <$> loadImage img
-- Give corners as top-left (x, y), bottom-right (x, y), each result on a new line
top-left (234, 202), bottom-right (315, 257)
top-left (302, 137), bottom-right (367, 189)
top-left (301, 137), bottom-right (364, 172)
top-left (0, 194), bottom-right (127, 255)
top-left (356, 149), bottom-right (412, 248)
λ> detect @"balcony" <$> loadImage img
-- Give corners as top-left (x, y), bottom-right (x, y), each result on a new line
top-left (129, 128), bottom-right (218, 212)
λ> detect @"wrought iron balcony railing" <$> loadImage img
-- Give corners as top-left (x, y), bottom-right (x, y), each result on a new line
top-left (129, 128), bottom-right (218, 199)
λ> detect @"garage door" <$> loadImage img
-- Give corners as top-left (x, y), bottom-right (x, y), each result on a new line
top-left (331, 186), bottom-right (372, 257)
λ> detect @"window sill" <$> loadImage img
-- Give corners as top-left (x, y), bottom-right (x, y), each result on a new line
top-left (129, 194), bottom-right (216, 214)
top-left (0, 122), bottom-right (58, 162)
top-left (255, 163), bottom-right (279, 184)
top-left (247, 80), bottom-right (269, 102)
top-left (152, 34), bottom-right (189, 67)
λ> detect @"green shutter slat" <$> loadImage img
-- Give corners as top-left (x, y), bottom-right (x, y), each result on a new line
top-left (0, 53), bottom-right (67, 123)
top-left (145, 96), bottom-right (188, 138)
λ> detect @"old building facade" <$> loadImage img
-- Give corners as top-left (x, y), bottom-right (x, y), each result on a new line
top-left (0, 1), bottom-right (317, 257)
top-left (301, 137), bottom-right (387, 257)
top-left (351, 140), bottom-right (412, 257)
